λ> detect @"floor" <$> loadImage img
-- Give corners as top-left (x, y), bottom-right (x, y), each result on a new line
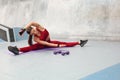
top-left (0, 39), bottom-right (120, 80)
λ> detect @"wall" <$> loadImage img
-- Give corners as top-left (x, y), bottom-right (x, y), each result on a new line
top-left (0, 0), bottom-right (120, 40)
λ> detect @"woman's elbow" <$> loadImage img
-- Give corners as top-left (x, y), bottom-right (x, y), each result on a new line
top-left (34, 38), bottom-right (38, 42)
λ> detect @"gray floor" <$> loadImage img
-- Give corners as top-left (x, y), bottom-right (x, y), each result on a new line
top-left (0, 40), bottom-right (120, 80)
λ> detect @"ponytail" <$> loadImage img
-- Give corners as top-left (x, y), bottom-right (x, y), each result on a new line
top-left (28, 35), bottom-right (33, 46)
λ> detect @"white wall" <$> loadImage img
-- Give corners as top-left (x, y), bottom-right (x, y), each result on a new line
top-left (0, 0), bottom-right (120, 40)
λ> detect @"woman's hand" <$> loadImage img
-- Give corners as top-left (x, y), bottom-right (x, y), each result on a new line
top-left (59, 44), bottom-right (66, 47)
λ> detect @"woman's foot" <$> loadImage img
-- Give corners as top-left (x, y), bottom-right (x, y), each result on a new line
top-left (80, 40), bottom-right (88, 47)
top-left (8, 46), bottom-right (19, 55)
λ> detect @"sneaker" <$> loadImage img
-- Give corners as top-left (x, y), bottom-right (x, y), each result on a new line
top-left (8, 46), bottom-right (19, 55)
top-left (80, 40), bottom-right (88, 47)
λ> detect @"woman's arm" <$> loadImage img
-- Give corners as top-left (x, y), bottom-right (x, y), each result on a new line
top-left (19, 22), bottom-right (44, 36)
top-left (34, 37), bottom-right (58, 47)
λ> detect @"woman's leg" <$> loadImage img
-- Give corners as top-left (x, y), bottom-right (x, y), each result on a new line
top-left (50, 40), bottom-right (79, 47)
top-left (19, 43), bottom-right (44, 52)
top-left (8, 43), bottom-right (45, 55)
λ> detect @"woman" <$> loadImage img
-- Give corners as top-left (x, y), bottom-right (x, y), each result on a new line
top-left (8, 22), bottom-right (88, 55)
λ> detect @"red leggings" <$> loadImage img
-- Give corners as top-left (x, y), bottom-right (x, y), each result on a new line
top-left (19, 29), bottom-right (79, 52)
top-left (20, 41), bottom-right (79, 52)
